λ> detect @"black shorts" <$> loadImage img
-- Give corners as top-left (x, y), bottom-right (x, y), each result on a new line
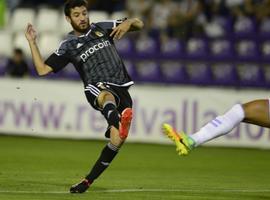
top-left (84, 82), bottom-right (133, 113)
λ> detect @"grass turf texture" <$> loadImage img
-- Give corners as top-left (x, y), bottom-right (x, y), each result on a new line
top-left (0, 135), bottom-right (270, 200)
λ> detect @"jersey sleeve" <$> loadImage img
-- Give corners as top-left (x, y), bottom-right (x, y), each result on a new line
top-left (96, 18), bottom-right (127, 35)
top-left (44, 40), bottom-right (70, 73)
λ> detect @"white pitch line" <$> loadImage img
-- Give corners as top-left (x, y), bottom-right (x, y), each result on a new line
top-left (0, 191), bottom-right (68, 194)
top-left (96, 189), bottom-right (270, 193)
top-left (0, 189), bottom-right (270, 194)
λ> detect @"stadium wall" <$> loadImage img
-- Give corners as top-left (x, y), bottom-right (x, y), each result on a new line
top-left (0, 78), bottom-right (270, 149)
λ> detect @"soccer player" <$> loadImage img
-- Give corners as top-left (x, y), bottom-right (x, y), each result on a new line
top-left (162, 99), bottom-right (270, 155)
top-left (25, 0), bottom-right (143, 193)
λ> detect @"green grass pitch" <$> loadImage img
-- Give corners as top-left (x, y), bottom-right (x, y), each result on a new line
top-left (0, 135), bottom-right (270, 200)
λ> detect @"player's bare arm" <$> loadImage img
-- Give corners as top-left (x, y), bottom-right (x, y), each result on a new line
top-left (25, 23), bottom-right (53, 76)
top-left (110, 18), bottom-right (144, 40)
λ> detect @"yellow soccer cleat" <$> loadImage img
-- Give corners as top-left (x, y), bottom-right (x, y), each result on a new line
top-left (162, 123), bottom-right (192, 156)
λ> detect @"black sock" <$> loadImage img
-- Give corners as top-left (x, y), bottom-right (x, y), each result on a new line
top-left (85, 143), bottom-right (119, 182)
top-left (102, 102), bottom-right (120, 129)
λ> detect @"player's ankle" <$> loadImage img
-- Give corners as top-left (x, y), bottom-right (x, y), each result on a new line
top-left (84, 179), bottom-right (93, 186)
top-left (187, 136), bottom-right (196, 149)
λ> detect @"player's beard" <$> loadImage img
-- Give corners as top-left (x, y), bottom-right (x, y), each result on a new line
top-left (71, 19), bottom-right (90, 34)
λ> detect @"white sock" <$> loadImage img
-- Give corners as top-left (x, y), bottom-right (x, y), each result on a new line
top-left (189, 104), bottom-right (245, 147)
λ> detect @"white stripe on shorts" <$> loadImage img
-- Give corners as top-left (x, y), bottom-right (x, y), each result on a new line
top-left (85, 84), bottom-right (101, 97)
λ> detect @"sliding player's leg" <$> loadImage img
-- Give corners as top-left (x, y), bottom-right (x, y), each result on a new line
top-left (242, 99), bottom-right (270, 128)
top-left (163, 99), bottom-right (270, 156)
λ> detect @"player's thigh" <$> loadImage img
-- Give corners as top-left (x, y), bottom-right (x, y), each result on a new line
top-left (97, 90), bottom-right (116, 108)
top-left (84, 82), bottom-right (119, 110)
top-left (110, 86), bottom-right (133, 113)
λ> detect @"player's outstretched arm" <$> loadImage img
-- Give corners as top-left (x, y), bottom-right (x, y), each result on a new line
top-left (110, 18), bottom-right (144, 40)
top-left (25, 23), bottom-right (53, 76)
top-left (127, 18), bottom-right (144, 31)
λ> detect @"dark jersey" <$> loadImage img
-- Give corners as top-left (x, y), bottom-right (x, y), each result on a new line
top-left (45, 19), bottom-right (133, 87)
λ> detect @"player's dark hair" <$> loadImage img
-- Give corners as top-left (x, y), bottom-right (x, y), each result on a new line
top-left (64, 0), bottom-right (88, 16)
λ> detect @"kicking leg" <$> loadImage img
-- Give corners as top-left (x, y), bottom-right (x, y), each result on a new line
top-left (70, 91), bottom-right (132, 193)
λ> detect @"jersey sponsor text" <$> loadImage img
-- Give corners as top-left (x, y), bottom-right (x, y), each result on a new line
top-left (80, 40), bottom-right (111, 62)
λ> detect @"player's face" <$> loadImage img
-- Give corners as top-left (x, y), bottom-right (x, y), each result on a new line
top-left (67, 6), bottom-right (90, 33)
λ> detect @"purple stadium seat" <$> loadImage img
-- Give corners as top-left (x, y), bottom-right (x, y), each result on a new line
top-left (114, 37), bottom-right (134, 58)
top-left (160, 38), bottom-right (184, 59)
top-left (186, 38), bottom-right (209, 59)
top-left (0, 57), bottom-right (8, 76)
top-left (160, 61), bottom-right (187, 83)
top-left (185, 62), bottom-right (212, 84)
top-left (61, 63), bottom-right (80, 80)
top-left (262, 64), bottom-right (270, 87)
top-left (259, 17), bottom-right (270, 39)
top-left (135, 60), bottom-right (161, 82)
top-left (213, 16), bottom-right (233, 37)
top-left (211, 63), bottom-right (238, 85)
top-left (123, 60), bottom-right (137, 80)
top-left (135, 36), bottom-right (159, 58)
top-left (236, 63), bottom-right (264, 87)
top-left (210, 39), bottom-right (234, 59)
top-left (261, 40), bottom-right (270, 61)
top-left (235, 40), bottom-right (259, 60)
top-left (234, 16), bottom-right (256, 38)
top-left (27, 61), bottom-right (39, 77)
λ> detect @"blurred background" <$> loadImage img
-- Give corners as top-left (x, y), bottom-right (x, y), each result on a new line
top-left (0, 0), bottom-right (269, 148)
top-left (0, 0), bottom-right (270, 86)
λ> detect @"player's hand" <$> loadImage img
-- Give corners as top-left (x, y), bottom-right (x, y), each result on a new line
top-left (25, 23), bottom-right (37, 42)
top-left (110, 20), bottom-right (131, 40)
